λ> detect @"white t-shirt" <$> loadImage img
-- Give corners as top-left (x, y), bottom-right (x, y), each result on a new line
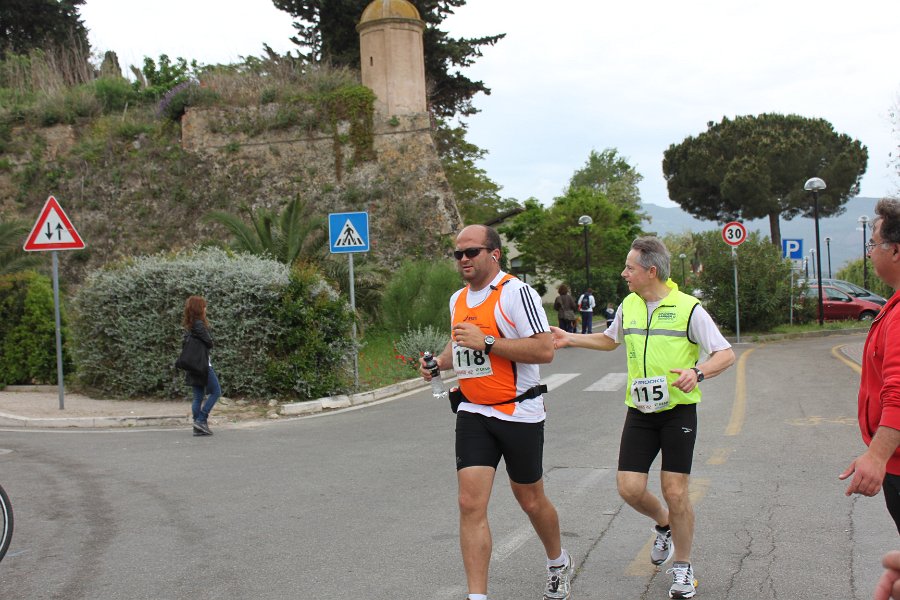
top-left (577, 294), bottom-right (596, 311)
top-left (448, 271), bottom-right (550, 423)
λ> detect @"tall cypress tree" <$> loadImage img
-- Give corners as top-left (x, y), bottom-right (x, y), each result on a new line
top-left (0, 0), bottom-right (90, 60)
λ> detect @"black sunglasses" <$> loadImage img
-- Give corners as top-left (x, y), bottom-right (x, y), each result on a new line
top-left (454, 247), bottom-right (488, 260)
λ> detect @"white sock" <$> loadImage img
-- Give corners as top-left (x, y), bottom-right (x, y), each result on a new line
top-left (547, 549), bottom-right (568, 568)
top-left (467, 595), bottom-right (487, 600)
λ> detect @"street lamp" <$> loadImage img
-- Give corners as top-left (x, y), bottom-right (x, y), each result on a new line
top-left (804, 177), bottom-right (827, 326)
top-left (825, 237), bottom-right (832, 278)
top-left (858, 215), bottom-right (870, 289)
top-left (810, 249), bottom-right (816, 278)
top-left (679, 253), bottom-right (687, 284)
top-left (578, 215), bottom-right (593, 290)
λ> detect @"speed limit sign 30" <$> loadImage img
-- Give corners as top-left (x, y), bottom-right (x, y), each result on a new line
top-left (722, 221), bottom-right (747, 247)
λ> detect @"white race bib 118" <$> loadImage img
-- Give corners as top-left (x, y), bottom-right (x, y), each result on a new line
top-left (452, 342), bottom-right (493, 379)
top-left (631, 375), bottom-right (671, 413)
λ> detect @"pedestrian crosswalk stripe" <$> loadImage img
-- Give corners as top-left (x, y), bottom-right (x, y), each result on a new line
top-left (542, 373), bottom-right (580, 392)
top-left (585, 373), bottom-right (628, 392)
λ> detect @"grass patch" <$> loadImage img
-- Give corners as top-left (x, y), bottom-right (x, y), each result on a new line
top-left (357, 328), bottom-right (419, 390)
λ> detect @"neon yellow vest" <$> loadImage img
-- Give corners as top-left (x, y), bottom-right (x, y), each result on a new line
top-left (622, 281), bottom-right (701, 411)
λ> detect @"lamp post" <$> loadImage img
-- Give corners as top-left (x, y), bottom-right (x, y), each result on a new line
top-left (858, 215), bottom-right (870, 289)
top-left (804, 177), bottom-right (827, 326)
top-left (679, 253), bottom-right (687, 284)
top-left (578, 215), bottom-right (593, 290)
top-left (804, 257), bottom-right (809, 279)
top-left (810, 249), bottom-right (816, 278)
top-left (825, 237), bottom-right (832, 278)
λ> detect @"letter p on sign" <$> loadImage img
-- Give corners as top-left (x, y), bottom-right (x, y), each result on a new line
top-left (782, 239), bottom-right (802, 259)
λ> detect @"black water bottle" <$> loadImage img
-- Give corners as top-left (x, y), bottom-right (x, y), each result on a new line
top-left (422, 351), bottom-right (447, 399)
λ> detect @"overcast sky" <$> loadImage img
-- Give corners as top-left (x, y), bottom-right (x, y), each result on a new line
top-left (81, 0), bottom-right (900, 208)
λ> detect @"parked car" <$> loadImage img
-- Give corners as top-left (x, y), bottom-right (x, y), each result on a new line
top-left (805, 285), bottom-right (882, 321)
top-left (808, 278), bottom-right (887, 306)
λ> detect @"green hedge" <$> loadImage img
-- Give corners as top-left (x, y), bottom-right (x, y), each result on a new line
top-left (70, 248), bottom-right (355, 400)
top-left (380, 259), bottom-right (461, 333)
top-left (0, 271), bottom-right (70, 386)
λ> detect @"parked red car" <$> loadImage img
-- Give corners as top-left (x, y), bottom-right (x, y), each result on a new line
top-left (805, 285), bottom-right (882, 321)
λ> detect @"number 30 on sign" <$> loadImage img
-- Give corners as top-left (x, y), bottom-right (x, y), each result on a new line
top-left (722, 221), bottom-right (747, 247)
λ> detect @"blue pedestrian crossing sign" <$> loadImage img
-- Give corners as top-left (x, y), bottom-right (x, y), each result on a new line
top-left (329, 212), bottom-right (370, 253)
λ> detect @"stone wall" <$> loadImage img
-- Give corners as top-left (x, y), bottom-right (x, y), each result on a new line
top-left (180, 107), bottom-right (462, 267)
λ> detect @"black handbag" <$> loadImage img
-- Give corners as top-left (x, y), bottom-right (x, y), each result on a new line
top-left (175, 334), bottom-right (208, 375)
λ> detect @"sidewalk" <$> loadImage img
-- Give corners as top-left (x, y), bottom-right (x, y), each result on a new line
top-left (0, 375), bottom-right (432, 429)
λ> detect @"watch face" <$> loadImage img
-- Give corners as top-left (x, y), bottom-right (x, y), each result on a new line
top-left (485, 336), bottom-right (495, 344)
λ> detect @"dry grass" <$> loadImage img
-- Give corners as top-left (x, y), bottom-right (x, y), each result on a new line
top-left (199, 62), bottom-right (360, 106)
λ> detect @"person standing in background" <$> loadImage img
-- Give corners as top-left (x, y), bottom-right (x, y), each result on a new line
top-left (554, 284), bottom-right (578, 333)
top-left (604, 302), bottom-right (616, 328)
top-left (181, 295), bottom-right (220, 436)
top-left (577, 288), bottom-right (596, 333)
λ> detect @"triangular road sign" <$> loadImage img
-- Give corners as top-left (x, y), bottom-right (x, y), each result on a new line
top-left (334, 219), bottom-right (366, 248)
top-left (23, 196), bottom-right (86, 251)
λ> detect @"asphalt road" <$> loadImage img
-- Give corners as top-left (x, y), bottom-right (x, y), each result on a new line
top-left (0, 332), bottom-right (893, 599)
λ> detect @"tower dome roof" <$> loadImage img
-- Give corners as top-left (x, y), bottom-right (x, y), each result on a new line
top-left (359, 0), bottom-right (422, 23)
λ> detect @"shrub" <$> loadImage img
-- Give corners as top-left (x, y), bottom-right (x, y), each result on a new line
top-left (92, 77), bottom-right (136, 113)
top-left (0, 271), bottom-right (71, 386)
top-left (71, 248), bottom-right (288, 397)
top-left (380, 259), bottom-right (461, 333)
top-left (836, 259), bottom-right (894, 298)
top-left (393, 324), bottom-right (450, 371)
top-left (156, 81), bottom-right (220, 121)
top-left (69, 247), bottom-right (355, 400)
top-left (694, 231), bottom-right (794, 332)
top-left (264, 263), bottom-right (356, 398)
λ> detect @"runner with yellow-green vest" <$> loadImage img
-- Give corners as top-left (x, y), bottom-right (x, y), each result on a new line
top-left (552, 236), bottom-right (735, 600)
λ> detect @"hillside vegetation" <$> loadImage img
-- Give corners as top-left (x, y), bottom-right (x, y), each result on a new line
top-left (0, 49), bottom-right (459, 281)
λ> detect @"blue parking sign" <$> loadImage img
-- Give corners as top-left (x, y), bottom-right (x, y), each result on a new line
top-left (329, 212), bottom-right (369, 253)
top-left (782, 239), bottom-right (802, 259)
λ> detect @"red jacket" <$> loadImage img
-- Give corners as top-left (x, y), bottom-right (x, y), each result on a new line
top-left (858, 291), bottom-right (900, 474)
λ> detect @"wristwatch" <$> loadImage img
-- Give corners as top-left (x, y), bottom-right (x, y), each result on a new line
top-left (483, 335), bottom-right (496, 355)
top-left (691, 367), bottom-right (704, 382)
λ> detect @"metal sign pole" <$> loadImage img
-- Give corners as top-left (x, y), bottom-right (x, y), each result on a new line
top-left (790, 267), bottom-right (795, 326)
top-left (732, 246), bottom-right (741, 344)
top-left (51, 251), bottom-right (65, 409)
top-left (348, 252), bottom-right (358, 389)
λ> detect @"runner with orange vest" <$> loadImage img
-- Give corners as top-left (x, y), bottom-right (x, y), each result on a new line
top-left (420, 224), bottom-right (572, 600)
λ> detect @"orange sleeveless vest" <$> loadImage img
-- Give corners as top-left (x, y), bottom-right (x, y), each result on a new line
top-left (452, 275), bottom-right (518, 416)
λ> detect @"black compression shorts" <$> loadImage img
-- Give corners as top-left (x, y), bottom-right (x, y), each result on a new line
top-left (618, 403), bottom-right (698, 474)
top-left (455, 411), bottom-right (545, 484)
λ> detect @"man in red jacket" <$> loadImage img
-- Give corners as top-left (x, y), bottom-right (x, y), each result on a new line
top-left (840, 198), bottom-right (900, 532)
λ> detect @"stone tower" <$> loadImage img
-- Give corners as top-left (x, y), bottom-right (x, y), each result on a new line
top-left (356, 0), bottom-right (427, 117)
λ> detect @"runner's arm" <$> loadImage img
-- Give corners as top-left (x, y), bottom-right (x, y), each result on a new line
top-left (551, 326), bottom-right (619, 351)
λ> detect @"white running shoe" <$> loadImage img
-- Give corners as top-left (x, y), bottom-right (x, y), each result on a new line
top-left (651, 525), bottom-right (674, 565)
top-left (543, 550), bottom-right (572, 600)
top-left (666, 561), bottom-right (697, 599)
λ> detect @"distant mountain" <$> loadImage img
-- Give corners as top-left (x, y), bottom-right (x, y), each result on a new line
top-left (640, 197), bottom-right (881, 275)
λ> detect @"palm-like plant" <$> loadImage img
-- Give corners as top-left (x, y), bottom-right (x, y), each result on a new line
top-left (205, 199), bottom-right (389, 326)
top-left (320, 254), bottom-right (387, 326)
top-left (0, 219), bottom-right (42, 276)
top-left (205, 197), bottom-right (327, 265)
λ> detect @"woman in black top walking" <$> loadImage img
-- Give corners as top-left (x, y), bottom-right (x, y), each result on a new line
top-left (182, 295), bottom-right (220, 436)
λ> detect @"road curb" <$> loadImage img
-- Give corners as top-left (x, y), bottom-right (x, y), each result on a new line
top-left (279, 376), bottom-right (429, 416)
top-left (0, 376), bottom-right (435, 428)
top-left (0, 411), bottom-right (187, 428)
